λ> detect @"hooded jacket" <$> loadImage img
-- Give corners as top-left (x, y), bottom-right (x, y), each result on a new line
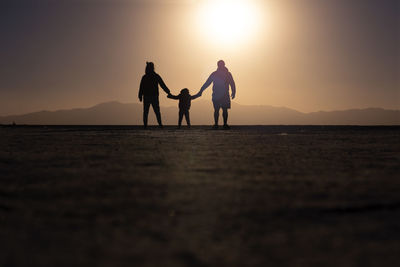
top-left (200, 67), bottom-right (236, 101)
top-left (139, 72), bottom-right (170, 98)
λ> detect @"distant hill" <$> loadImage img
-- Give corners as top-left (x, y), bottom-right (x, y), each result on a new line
top-left (0, 101), bottom-right (399, 125)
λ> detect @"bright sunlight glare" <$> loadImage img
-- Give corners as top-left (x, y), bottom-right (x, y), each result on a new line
top-left (196, 0), bottom-right (263, 47)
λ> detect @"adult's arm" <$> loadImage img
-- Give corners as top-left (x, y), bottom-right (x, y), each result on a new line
top-left (167, 94), bottom-right (180, 100)
top-left (199, 73), bottom-right (213, 95)
top-left (138, 76), bottom-right (144, 101)
top-left (157, 74), bottom-right (171, 95)
top-left (190, 93), bottom-right (201, 100)
top-left (229, 72), bottom-right (236, 99)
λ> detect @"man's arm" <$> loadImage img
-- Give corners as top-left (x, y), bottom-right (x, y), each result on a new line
top-left (190, 93), bottom-right (201, 100)
top-left (198, 73), bottom-right (213, 95)
top-left (157, 75), bottom-right (171, 95)
top-left (229, 73), bottom-right (236, 99)
top-left (138, 76), bottom-right (144, 102)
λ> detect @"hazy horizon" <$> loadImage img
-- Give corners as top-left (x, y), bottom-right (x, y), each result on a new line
top-left (1, 0), bottom-right (399, 116)
top-left (1, 100), bottom-right (399, 126)
top-left (2, 99), bottom-right (400, 118)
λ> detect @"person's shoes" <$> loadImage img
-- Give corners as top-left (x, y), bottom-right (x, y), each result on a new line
top-left (187, 125), bottom-right (191, 129)
top-left (212, 124), bottom-right (219, 130)
top-left (158, 125), bottom-right (164, 129)
top-left (223, 124), bottom-right (230, 130)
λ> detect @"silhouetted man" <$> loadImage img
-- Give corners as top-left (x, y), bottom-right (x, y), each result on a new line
top-left (198, 60), bottom-right (236, 129)
top-left (138, 62), bottom-right (171, 128)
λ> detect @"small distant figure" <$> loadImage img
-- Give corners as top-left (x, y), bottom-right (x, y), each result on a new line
top-left (168, 88), bottom-right (201, 128)
top-left (138, 62), bottom-right (171, 128)
top-left (197, 60), bottom-right (236, 129)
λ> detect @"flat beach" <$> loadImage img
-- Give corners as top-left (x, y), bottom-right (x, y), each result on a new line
top-left (1, 126), bottom-right (399, 267)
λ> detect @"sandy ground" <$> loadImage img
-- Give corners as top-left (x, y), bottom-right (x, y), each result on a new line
top-left (0, 125), bottom-right (399, 267)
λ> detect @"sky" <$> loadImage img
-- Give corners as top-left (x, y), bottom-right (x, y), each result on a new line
top-left (0, 0), bottom-right (399, 115)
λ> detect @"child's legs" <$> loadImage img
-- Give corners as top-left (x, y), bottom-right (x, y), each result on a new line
top-left (184, 110), bottom-right (190, 126)
top-left (178, 110), bottom-right (184, 127)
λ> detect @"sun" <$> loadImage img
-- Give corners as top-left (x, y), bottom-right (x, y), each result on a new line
top-left (196, 0), bottom-right (262, 46)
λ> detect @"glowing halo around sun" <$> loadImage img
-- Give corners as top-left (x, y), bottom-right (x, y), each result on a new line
top-left (196, 0), bottom-right (263, 47)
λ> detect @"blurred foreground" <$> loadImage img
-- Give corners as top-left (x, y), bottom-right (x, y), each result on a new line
top-left (1, 126), bottom-right (399, 267)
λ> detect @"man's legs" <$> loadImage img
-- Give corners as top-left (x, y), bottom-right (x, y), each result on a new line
top-left (222, 108), bottom-right (228, 126)
top-left (214, 106), bottom-right (220, 126)
top-left (143, 101), bottom-right (151, 128)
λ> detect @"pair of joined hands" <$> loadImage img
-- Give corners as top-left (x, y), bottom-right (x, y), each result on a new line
top-left (139, 91), bottom-right (235, 102)
top-left (190, 91), bottom-right (236, 99)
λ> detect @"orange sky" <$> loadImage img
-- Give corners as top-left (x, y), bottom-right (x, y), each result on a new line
top-left (0, 0), bottom-right (399, 115)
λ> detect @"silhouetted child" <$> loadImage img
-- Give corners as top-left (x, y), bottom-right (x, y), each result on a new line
top-left (167, 88), bottom-right (200, 128)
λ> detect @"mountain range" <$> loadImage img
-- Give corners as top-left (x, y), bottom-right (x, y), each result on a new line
top-left (0, 101), bottom-right (399, 125)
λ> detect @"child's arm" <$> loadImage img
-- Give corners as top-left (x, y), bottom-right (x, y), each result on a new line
top-left (167, 93), bottom-right (180, 100)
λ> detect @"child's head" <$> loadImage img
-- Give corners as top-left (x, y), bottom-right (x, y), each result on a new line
top-left (180, 88), bottom-right (189, 95)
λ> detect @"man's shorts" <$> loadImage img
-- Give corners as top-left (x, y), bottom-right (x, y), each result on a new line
top-left (213, 96), bottom-right (231, 109)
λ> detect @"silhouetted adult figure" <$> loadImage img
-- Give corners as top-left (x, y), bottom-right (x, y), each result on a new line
top-left (198, 60), bottom-right (236, 129)
top-left (138, 62), bottom-right (171, 128)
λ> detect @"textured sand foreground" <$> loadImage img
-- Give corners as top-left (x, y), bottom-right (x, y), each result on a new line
top-left (0, 126), bottom-right (399, 267)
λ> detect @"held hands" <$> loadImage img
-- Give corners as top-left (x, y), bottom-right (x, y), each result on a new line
top-left (193, 92), bottom-right (201, 98)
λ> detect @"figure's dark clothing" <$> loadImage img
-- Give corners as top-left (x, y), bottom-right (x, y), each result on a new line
top-left (143, 97), bottom-right (162, 126)
top-left (200, 68), bottom-right (235, 109)
top-left (168, 93), bottom-right (199, 111)
top-left (168, 93), bottom-right (199, 126)
top-left (139, 72), bottom-right (170, 98)
top-left (138, 71), bottom-right (170, 126)
top-left (178, 110), bottom-right (190, 127)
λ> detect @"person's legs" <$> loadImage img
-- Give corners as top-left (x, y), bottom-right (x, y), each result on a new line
top-left (184, 110), bottom-right (191, 127)
top-left (178, 110), bottom-right (184, 128)
top-left (151, 98), bottom-right (163, 126)
top-left (214, 106), bottom-right (220, 126)
top-left (222, 108), bottom-right (228, 126)
top-left (143, 100), bottom-right (151, 128)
